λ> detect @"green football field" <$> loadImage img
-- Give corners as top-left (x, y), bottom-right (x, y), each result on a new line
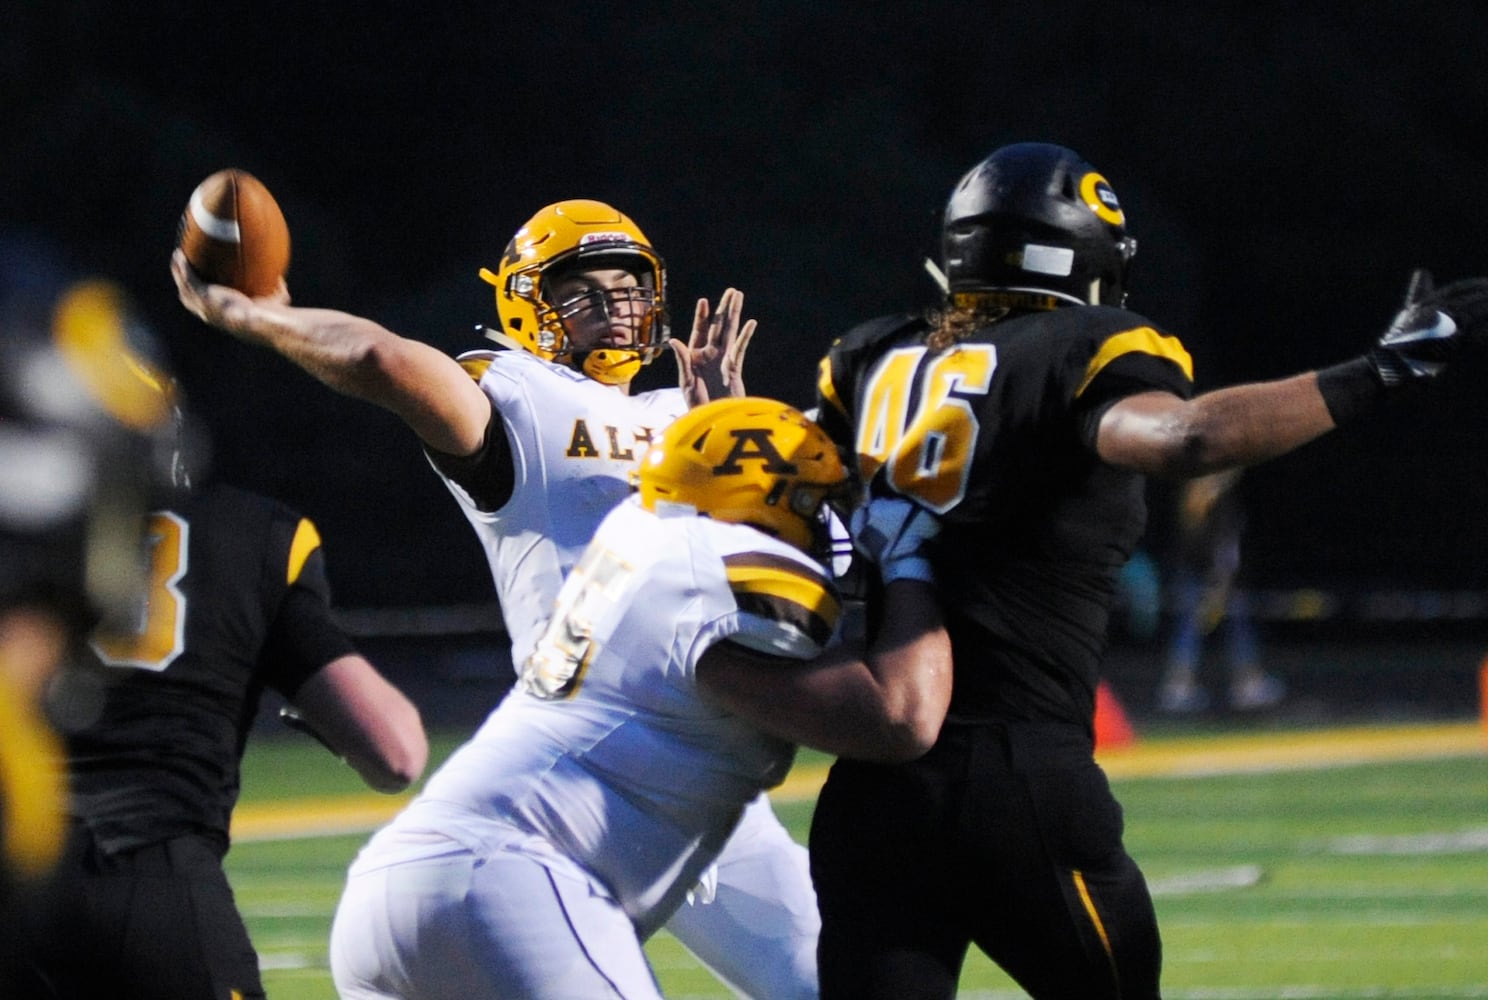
top-left (230, 721), bottom-right (1488, 998)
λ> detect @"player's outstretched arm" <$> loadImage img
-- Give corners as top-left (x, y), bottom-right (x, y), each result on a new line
top-left (1095, 374), bottom-right (1334, 478)
top-left (287, 654), bottom-right (429, 793)
top-left (671, 287), bottom-right (757, 406)
top-left (171, 250), bottom-right (489, 457)
top-left (1098, 270), bottom-right (1488, 479)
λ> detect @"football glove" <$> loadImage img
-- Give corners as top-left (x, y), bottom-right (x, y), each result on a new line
top-left (849, 495), bottom-right (940, 584)
top-left (1367, 269), bottom-right (1488, 385)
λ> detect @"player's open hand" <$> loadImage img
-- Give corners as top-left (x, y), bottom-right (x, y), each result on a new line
top-left (172, 249), bottom-right (290, 332)
top-left (673, 287), bottom-right (757, 407)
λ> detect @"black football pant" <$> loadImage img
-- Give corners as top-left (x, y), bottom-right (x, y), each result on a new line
top-left (810, 720), bottom-right (1162, 1000)
top-left (8, 827), bottom-right (266, 1000)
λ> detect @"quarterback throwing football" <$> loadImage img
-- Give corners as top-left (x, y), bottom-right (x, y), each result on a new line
top-left (174, 200), bottom-right (821, 996)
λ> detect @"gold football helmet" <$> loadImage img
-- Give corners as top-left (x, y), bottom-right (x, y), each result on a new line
top-left (634, 397), bottom-right (847, 554)
top-left (479, 199), bottom-right (669, 385)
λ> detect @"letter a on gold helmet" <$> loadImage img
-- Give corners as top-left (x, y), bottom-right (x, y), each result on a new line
top-left (479, 199), bottom-right (669, 385)
top-left (634, 397), bottom-right (847, 554)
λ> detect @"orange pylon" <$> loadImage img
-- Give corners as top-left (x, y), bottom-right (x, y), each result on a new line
top-left (1480, 656), bottom-right (1488, 739)
top-left (1094, 680), bottom-right (1137, 750)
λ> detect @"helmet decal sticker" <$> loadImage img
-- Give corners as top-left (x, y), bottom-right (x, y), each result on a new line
top-left (711, 428), bottom-right (799, 476)
top-left (1021, 244), bottom-right (1075, 277)
top-left (1080, 171), bottom-right (1126, 227)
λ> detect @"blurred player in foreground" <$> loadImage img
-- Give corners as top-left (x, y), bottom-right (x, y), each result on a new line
top-left (8, 281), bottom-right (427, 1000)
top-left (328, 397), bottom-right (950, 999)
top-left (173, 199), bottom-right (829, 996)
top-left (812, 141), bottom-right (1488, 998)
top-left (1, 273), bottom-right (171, 950)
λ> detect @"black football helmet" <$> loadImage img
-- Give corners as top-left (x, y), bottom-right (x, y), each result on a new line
top-left (0, 277), bottom-right (178, 638)
top-left (941, 142), bottom-right (1137, 309)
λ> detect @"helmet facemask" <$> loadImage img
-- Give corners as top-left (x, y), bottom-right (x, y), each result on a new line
top-left (543, 255), bottom-right (669, 385)
top-left (797, 481), bottom-right (856, 567)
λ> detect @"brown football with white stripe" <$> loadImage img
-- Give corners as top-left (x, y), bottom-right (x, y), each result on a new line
top-left (177, 169), bottom-right (290, 296)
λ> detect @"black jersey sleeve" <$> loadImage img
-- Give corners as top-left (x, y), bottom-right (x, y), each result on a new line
top-left (424, 396), bottom-right (514, 512)
top-left (1069, 310), bottom-right (1195, 449)
top-left (260, 586), bottom-right (357, 699)
top-left (262, 515), bottom-right (357, 697)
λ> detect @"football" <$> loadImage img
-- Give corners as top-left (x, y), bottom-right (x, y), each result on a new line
top-left (177, 169), bottom-right (291, 296)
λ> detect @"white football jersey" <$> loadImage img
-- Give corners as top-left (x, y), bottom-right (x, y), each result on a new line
top-left (431, 349), bottom-right (687, 665)
top-left (352, 499), bottom-right (839, 938)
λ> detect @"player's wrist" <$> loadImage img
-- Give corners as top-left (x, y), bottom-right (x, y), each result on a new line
top-left (1315, 356), bottom-right (1387, 426)
top-left (880, 555), bottom-right (935, 585)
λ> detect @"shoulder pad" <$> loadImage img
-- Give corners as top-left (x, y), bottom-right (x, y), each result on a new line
top-left (723, 550), bottom-right (840, 657)
top-left (834, 312), bottom-right (924, 354)
top-left (818, 313), bottom-right (923, 435)
top-left (454, 348), bottom-right (501, 383)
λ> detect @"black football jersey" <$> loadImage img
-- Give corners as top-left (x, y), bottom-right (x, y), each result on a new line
top-left (817, 306), bottom-right (1193, 726)
top-left (63, 484), bottom-right (356, 853)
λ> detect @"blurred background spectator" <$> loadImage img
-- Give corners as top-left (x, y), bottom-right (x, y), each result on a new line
top-left (1156, 470), bottom-right (1286, 715)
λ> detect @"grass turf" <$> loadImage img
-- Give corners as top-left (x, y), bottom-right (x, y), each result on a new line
top-left (230, 724), bottom-right (1488, 998)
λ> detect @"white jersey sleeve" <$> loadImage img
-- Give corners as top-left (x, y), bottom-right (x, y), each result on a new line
top-left (427, 349), bottom-right (687, 664)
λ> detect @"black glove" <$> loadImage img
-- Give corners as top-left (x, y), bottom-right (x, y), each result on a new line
top-left (1319, 269), bottom-right (1488, 424)
top-left (1367, 269), bottom-right (1488, 385)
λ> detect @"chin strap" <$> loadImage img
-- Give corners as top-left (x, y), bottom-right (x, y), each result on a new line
top-left (924, 257), bottom-right (950, 294)
top-left (478, 325), bottom-right (527, 353)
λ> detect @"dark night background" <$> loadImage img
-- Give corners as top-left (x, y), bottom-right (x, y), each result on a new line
top-left (6, 1), bottom-right (1488, 620)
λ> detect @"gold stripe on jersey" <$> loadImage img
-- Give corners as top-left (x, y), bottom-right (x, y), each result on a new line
top-left (458, 355), bottom-right (494, 382)
top-left (1075, 327), bottom-right (1193, 398)
top-left (816, 354), bottom-right (849, 421)
top-left (286, 518), bottom-right (322, 585)
top-left (723, 552), bottom-right (840, 649)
